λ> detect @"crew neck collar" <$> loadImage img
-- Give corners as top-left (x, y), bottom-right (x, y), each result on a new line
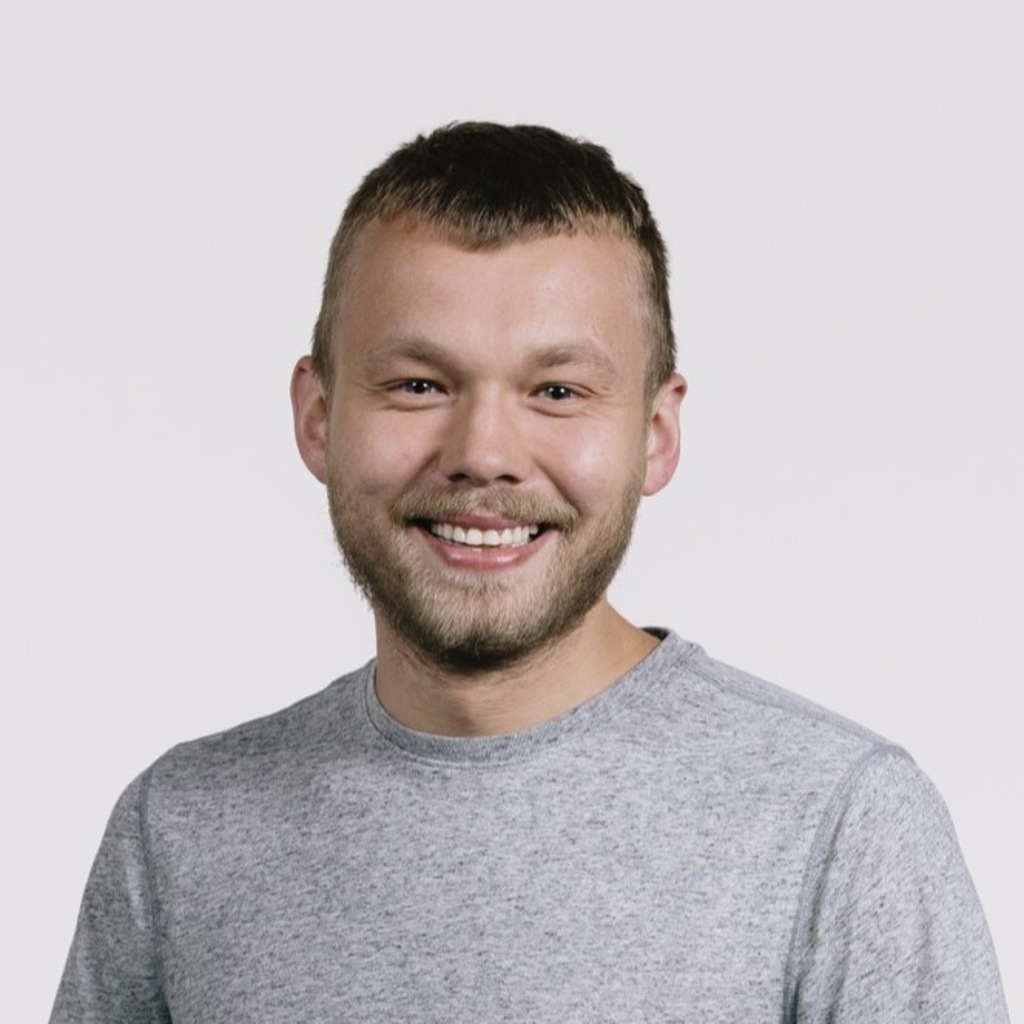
top-left (361, 629), bottom-right (693, 765)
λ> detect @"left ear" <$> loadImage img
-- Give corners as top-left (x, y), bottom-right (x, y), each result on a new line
top-left (291, 355), bottom-right (331, 485)
top-left (642, 373), bottom-right (687, 496)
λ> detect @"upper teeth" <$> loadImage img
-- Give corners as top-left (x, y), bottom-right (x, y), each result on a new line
top-left (429, 523), bottom-right (540, 547)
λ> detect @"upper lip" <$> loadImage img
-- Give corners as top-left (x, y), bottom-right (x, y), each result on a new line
top-left (392, 488), bottom-right (574, 533)
top-left (422, 514), bottom-right (539, 530)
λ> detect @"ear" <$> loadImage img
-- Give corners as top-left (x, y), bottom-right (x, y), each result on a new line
top-left (642, 373), bottom-right (687, 496)
top-left (291, 355), bottom-right (330, 484)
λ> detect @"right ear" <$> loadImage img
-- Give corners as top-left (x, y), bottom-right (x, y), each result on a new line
top-left (291, 356), bottom-right (329, 484)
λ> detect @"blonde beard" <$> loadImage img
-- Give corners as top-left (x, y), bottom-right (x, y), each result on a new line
top-left (327, 476), bottom-right (643, 672)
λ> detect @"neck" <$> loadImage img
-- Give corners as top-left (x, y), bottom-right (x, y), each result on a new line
top-left (372, 600), bottom-right (659, 737)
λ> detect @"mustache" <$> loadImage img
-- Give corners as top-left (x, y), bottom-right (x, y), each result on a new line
top-left (391, 488), bottom-right (578, 532)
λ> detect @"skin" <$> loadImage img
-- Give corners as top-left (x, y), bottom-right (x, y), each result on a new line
top-left (292, 220), bottom-right (686, 737)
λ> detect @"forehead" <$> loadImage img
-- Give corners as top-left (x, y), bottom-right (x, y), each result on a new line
top-left (333, 220), bottom-right (649, 363)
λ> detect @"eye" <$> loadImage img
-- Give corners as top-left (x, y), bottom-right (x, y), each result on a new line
top-left (383, 378), bottom-right (448, 407)
top-left (536, 384), bottom-right (580, 402)
top-left (396, 379), bottom-right (441, 395)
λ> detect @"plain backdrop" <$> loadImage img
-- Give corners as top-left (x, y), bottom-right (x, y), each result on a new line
top-left (3, 1), bottom-right (1021, 1019)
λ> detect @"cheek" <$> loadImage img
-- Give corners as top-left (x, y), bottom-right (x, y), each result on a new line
top-left (330, 411), bottom-right (433, 498)
top-left (535, 420), bottom-right (647, 506)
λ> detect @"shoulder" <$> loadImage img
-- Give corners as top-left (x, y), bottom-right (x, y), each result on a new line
top-left (786, 739), bottom-right (1008, 1021)
top-left (642, 631), bottom-right (896, 782)
top-left (644, 638), bottom-right (1007, 1021)
top-left (142, 660), bottom-right (374, 800)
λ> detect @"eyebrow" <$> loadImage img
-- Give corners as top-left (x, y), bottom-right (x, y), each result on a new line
top-left (356, 337), bottom-right (457, 377)
top-left (358, 336), bottom-right (619, 378)
top-left (528, 341), bottom-right (618, 377)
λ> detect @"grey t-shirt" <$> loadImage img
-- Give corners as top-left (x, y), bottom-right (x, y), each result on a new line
top-left (52, 632), bottom-right (1008, 1022)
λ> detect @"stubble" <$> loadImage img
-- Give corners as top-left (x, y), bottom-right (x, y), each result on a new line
top-left (327, 478), bottom-right (643, 673)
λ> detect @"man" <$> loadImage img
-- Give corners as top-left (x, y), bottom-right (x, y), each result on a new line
top-left (52, 123), bottom-right (1008, 1022)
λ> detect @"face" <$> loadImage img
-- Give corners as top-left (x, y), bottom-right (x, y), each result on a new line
top-left (293, 221), bottom-right (683, 671)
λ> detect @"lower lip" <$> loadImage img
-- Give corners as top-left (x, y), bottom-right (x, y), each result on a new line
top-left (417, 525), bottom-right (552, 571)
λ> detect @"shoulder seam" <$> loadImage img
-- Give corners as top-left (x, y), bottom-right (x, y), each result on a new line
top-left (138, 766), bottom-right (169, 1003)
top-left (780, 742), bottom-right (911, 1023)
top-left (685, 658), bottom-right (882, 746)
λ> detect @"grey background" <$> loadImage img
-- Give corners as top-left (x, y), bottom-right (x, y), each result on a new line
top-left (2, 2), bottom-right (1020, 1018)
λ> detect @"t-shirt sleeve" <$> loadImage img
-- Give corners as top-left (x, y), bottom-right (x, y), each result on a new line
top-left (789, 747), bottom-right (1009, 1024)
top-left (49, 772), bottom-right (170, 1024)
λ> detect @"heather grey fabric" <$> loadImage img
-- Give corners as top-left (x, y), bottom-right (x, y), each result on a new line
top-left (51, 632), bottom-right (1008, 1022)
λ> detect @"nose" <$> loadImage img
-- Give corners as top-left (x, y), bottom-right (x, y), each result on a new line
top-left (436, 387), bottom-right (529, 485)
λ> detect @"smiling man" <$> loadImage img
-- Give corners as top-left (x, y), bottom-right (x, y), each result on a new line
top-left (51, 123), bottom-right (1007, 1023)
top-left (292, 216), bottom-right (681, 734)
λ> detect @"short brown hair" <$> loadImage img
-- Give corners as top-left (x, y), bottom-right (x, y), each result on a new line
top-left (312, 122), bottom-right (675, 401)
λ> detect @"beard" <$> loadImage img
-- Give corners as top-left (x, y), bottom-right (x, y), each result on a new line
top-left (327, 474), bottom-right (643, 673)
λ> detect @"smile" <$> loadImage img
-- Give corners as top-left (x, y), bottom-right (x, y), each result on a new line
top-left (428, 522), bottom-right (540, 548)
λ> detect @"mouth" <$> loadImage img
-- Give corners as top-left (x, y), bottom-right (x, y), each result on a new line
top-left (424, 521), bottom-right (543, 549)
